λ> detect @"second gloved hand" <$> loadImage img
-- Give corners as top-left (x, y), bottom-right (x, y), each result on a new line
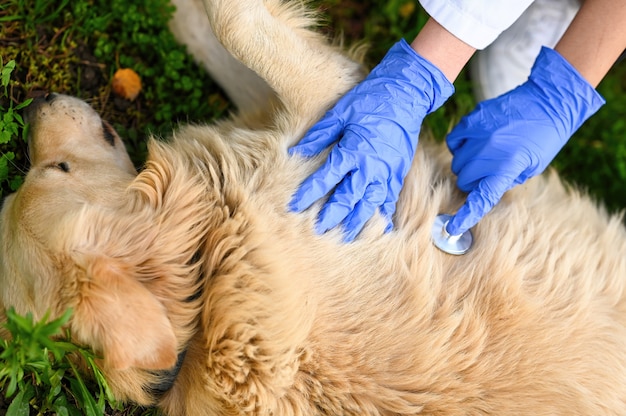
top-left (288, 39), bottom-right (454, 241)
top-left (445, 47), bottom-right (605, 237)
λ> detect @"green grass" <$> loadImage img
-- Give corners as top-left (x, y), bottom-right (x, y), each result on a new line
top-left (0, 308), bottom-right (121, 416)
top-left (0, 59), bottom-right (31, 194)
top-left (0, 0), bottom-right (625, 414)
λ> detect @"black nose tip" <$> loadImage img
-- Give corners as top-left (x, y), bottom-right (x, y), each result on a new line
top-left (44, 92), bottom-right (58, 103)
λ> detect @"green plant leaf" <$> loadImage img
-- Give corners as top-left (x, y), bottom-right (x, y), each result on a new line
top-left (86, 352), bottom-right (123, 411)
top-left (14, 98), bottom-right (33, 112)
top-left (68, 374), bottom-right (101, 416)
top-left (9, 175), bottom-right (23, 191)
top-left (2, 355), bottom-right (25, 398)
top-left (1, 59), bottom-right (16, 89)
top-left (0, 152), bottom-right (11, 183)
top-left (6, 383), bottom-right (34, 416)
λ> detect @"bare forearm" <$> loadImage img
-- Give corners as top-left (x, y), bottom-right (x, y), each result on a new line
top-left (410, 18), bottom-right (476, 83)
top-left (555, 0), bottom-right (626, 87)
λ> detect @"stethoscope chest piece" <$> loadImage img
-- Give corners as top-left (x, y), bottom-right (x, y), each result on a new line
top-left (431, 214), bottom-right (473, 255)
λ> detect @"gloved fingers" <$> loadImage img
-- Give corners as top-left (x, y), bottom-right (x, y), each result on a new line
top-left (288, 144), bottom-right (357, 212)
top-left (445, 113), bottom-right (480, 153)
top-left (340, 182), bottom-right (387, 242)
top-left (288, 167), bottom-right (343, 214)
top-left (289, 110), bottom-right (344, 157)
top-left (446, 97), bottom-right (512, 156)
top-left (379, 196), bottom-right (398, 223)
top-left (454, 157), bottom-right (522, 192)
top-left (448, 135), bottom-right (509, 178)
top-left (449, 142), bottom-right (476, 177)
top-left (378, 200), bottom-right (396, 235)
top-left (445, 127), bottom-right (469, 155)
top-left (315, 169), bottom-right (373, 234)
top-left (446, 175), bottom-right (512, 236)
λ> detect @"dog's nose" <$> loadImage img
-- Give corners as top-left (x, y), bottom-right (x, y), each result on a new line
top-left (44, 92), bottom-right (58, 103)
top-left (23, 96), bottom-right (47, 124)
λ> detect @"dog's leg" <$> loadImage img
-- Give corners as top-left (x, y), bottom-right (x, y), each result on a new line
top-left (201, 0), bottom-right (364, 129)
top-left (169, 0), bottom-right (276, 113)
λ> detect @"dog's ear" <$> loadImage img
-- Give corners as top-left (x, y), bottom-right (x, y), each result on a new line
top-left (71, 255), bottom-right (178, 371)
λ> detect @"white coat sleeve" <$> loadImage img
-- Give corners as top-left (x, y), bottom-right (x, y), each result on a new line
top-left (419, 0), bottom-right (535, 49)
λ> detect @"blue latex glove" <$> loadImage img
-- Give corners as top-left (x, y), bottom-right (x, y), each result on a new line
top-left (289, 39), bottom-right (454, 241)
top-left (446, 47), bottom-right (605, 236)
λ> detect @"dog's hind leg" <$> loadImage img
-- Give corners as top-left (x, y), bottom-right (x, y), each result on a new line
top-left (201, 0), bottom-right (364, 132)
top-left (169, 0), bottom-right (276, 113)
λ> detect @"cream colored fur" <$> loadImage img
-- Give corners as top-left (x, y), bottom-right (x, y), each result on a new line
top-left (1, 0), bottom-right (626, 414)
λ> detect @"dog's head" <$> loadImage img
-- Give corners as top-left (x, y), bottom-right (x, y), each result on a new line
top-left (0, 94), bottom-right (179, 372)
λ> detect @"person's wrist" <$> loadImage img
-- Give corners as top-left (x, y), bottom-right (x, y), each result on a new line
top-left (410, 17), bottom-right (475, 83)
top-left (397, 39), bottom-right (455, 112)
top-left (374, 39), bottom-right (455, 115)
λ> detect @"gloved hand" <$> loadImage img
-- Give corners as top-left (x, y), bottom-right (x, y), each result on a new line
top-left (288, 39), bottom-right (454, 241)
top-left (446, 47), bottom-right (605, 236)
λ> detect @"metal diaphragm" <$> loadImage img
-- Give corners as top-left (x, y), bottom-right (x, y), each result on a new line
top-left (431, 214), bottom-right (473, 255)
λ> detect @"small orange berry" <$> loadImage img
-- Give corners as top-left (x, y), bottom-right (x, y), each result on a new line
top-left (112, 68), bottom-right (142, 101)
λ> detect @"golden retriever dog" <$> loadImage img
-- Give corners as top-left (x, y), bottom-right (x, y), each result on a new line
top-left (2, 0), bottom-right (626, 414)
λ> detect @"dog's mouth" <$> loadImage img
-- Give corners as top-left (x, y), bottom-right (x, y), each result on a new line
top-left (148, 349), bottom-right (188, 397)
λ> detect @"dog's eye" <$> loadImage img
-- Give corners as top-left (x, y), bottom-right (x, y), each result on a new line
top-left (46, 162), bottom-right (70, 173)
top-left (101, 121), bottom-right (116, 147)
top-left (56, 162), bottom-right (70, 173)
